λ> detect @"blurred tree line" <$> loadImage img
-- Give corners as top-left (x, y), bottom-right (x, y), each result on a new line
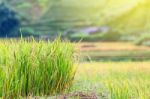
top-left (0, 2), bottom-right (20, 37)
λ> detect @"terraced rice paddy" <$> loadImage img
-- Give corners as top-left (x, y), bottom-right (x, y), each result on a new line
top-left (76, 42), bottom-right (150, 61)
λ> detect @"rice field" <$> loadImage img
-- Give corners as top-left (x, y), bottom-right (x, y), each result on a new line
top-left (67, 42), bottom-right (150, 99)
top-left (0, 40), bottom-right (150, 99)
top-left (76, 42), bottom-right (150, 61)
top-left (71, 62), bottom-right (150, 99)
top-left (76, 42), bottom-right (150, 51)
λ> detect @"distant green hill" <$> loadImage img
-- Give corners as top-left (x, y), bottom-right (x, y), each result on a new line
top-left (5, 0), bottom-right (150, 36)
top-left (35, 0), bottom-right (137, 34)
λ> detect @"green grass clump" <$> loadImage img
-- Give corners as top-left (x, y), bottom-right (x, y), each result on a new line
top-left (0, 38), bottom-right (76, 98)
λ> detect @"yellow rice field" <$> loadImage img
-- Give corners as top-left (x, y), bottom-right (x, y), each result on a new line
top-left (72, 62), bottom-right (150, 99)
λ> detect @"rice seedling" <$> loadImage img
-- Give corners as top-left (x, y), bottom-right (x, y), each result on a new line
top-left (0, 38), bottom-right (76, 98)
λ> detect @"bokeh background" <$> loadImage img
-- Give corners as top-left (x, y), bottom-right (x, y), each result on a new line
top-left (1, 0), bottom-right (150, 46)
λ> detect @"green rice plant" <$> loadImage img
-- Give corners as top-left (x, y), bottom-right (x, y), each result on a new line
top-left (105, 80), bottom-right (132, 99)
top-left (0, 38), bottom-right (76, 98)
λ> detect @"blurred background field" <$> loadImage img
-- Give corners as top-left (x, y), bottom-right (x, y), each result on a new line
top-left (0, 0), bottom-right (150, 98)
top-left (76, 42), bottom-right (150, 62)
top-left (71, 62), bottom-right (150, 99)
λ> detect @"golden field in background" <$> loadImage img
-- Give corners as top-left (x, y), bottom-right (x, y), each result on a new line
top-left (75, 42), bottom-right (150, 51)
top-left (72, 62), bottom-right (150, 98)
